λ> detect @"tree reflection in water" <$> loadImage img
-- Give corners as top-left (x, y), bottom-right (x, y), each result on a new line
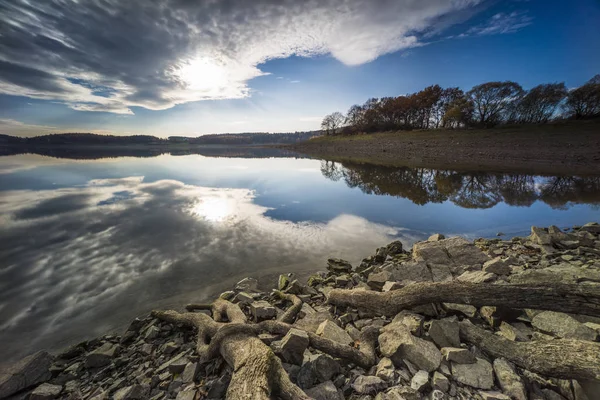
top-left (319, 160), bottom-right (600, 210)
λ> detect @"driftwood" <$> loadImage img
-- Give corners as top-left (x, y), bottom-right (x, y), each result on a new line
top-left (459, 320), bottom-right (600, 381)
top-left (327, 281), bottom-right (600, 317)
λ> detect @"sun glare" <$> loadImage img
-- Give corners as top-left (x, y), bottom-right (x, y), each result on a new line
top-left (177, 57), bottom-right (227, 91)
top-left (192, 197), bottom-right (233, 222)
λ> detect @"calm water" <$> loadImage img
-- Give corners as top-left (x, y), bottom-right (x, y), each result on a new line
top-left (1, 150), bottom-right (599, 362)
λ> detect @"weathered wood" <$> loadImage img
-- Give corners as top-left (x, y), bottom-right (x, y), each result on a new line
top-left (274, 291), bottom-right (303, 324)
top-left (327, 282), bottom-right (600, 317)
top-left (459, 320), bottom-right (600, 381)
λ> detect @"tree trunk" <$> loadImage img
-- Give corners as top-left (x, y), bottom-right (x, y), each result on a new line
top-left (327, 282), bottom-right (600, 317)
top-left (459, 320), bottom-right (600, 381)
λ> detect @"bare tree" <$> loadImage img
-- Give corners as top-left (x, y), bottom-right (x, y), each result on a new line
top-left (467, 81), bottom-right (524, 126)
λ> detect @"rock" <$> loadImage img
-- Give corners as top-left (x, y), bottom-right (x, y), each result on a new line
top-left (432, 371), bottom-right (449, 392)
top-left (457, 270), bottom-right (496, 283)
top-left (280, 328), bottom-right (309, 365)
top-left (483, 257), bottom-right (511, 275)
top-left (0, 351), bottom-right (53, 398)
top-left (298, 303), bottom-right (317, 319)
top-left (392, 311), bottom-right (424, 336)
top-left (388, 260), bottom-right (433, 284)
top-left (379, 322), bottom-right (442, 372)
top-left (479, 391), bottom-right (511, 400)
top-left (144, 326), bottom-right (160, 340)
top-left (294, 312), bottom-right (333, 333)
top-left (311, 354), bottom-right (341, 383)
top-left (250, 300), bottom-right (277, 321)
top-left (580, 222), bottom-right (600, 234)
top-left (175, 390), bottom-right (197, 400)
top-left (428, 234), bottom-right (445, 241)
top-left (413, 237), bottom-right (489, 278)
top-left (327, 258), bottom-right (353, 274)
top-left (352, 375), bottom-right (387, 394)
top-left (386, 241), bottom-right (404, 256)
top-left (206, 374), bottom-right (230, 398)
top-left (113, 385), bottom-right (148, 400)
top-left (161, 341), bottom-right (179, 355)
top-left (410, 370), bottom-right (430, 392)
top-left (234, 291), bottom-right (254, 304)
top-left (30, 383), bottom-right (63, 399)
top-left (498, 321), bottom-right (529, 342)
top-left (442, 303), bottom-right (476, 317)
top-left (181, 362), bottom-right (198, 383)
top-left (377, 386), bottom-right (421, 400)
top-left (479, 306), bottom-right (522, 328)
top-left (428, 319), bottom-right (460, 348)
top-left (531, 311), bottom-right (598, 341)
top-left (367, 271), bottom-right (393, 290)
top-left (430, 389), bottom-right (446, 400)
top-left (451, 357), bottom-right (494, 389)
top-left (316, 320), bottom-right (353, 345)
top-left (85, 342), bottom-right (118, 368)
top-left (440, 347), bottom-right (476, 364)
top-left (235, 277), bottom-right (259, 292)
top-left (509, 264), bottom-right (600, 285)
top-left (492, 358), bottom-right (527, 400)
top-left (382, 281), bottom-right (403, 292)
top-left (375, 358), bottom-right (395, 382)
top-left (305, 381), bottom-right (344, 400)
top-left (156, 351), bottom-right (189, 373)
top-left (278, 274), bottom-right (290, 290)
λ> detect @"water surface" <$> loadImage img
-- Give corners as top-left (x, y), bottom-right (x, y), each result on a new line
top-left (0, 150), bottom-right (598, 362)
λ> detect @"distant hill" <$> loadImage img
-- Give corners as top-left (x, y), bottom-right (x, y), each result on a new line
top-left (0, 131), bottom-right (321, 146)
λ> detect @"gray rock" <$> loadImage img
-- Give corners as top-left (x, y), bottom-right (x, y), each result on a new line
top-left (316, 320), bottom-right (353, 345)
top-left (305, 381), bottom-right (344, 400)
top-left (156, 351), bottom-right (189, 373)
top-left (352, 375), bottom-right (387, 395)
top-left (298, 303), bottom-right (317, 319)
top-left (483, 257), bottom-right (511, 275)
top-left (181, 362), bottom-right (198, 383)
top-left (327, 258), bottom-right (353, 274)
top-left (375, 358), bottom-right (395, 382)
top-left (456, 270), bottom-right (496, 283)
top-left (428, 234), bottom-right (445, 241)
top-left (144, 326), bottom-right (160, 340)
top-left (382, 281), bottom-right (403, 292)
top-left (492, 358), bottom-right (527, 400)
top-left (175, 390), bottom-right (197, 400)
top-left (0, 351), bottom-right (53, 398)
top-left (376, 386), bottom-right (421, 400)
top-left (531, 311), bottom-right (598, 341)
top-left (479, 392), bottom-right (511, 400)
top-left (235, 277), bottom-right (259, 292)
top-left (367, 271), bottom-right (393, 290)
top-left (280, 328), bottom-right (309, 365)
top-left (113, 385), bottom-right (148, 400)
top-left (509, 264), bottom-right (600, 285)
top-left (440, 347), bottom-right (476, 364)
top-left (410, 370), bottom-right (430, 393)
top-left (451, 357), bottom-right (493, 389)
top-left (294, 312), bottom-right (333, 333)
top-left (413, 237), bottom-right (489, 277)
top-left (85, 343), bottom-right (119, 369)
top-left (392, 311), bottom-right (424, 336)
top-left (29, 383), bottom-right (63, 400)
top-left (498, 322), bottom-right (530, 342)
top-left (428, 319), bottom-right (460, 348)
top-left (234, 291), bottom-right (254, 304)
top-left (379, 322), bottom-right (442, 372)
top-left (432, 371), bottom-right (449, 392)
top-left (278, 274), bottom-right (290, 290)
top-left (250, 300), bottom-right (277, 321)
top-left (206, 374), bottom-right (230, 398)
top-left (388, 260), bottom-right (433, 284)
top-left (442, 303), bottom-right (477, 318)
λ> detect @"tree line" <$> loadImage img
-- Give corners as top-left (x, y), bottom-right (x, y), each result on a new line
top-left (321, 75), bottom-right (600, 134)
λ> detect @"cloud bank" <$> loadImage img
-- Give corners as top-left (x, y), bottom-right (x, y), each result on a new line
top-left (0, 0), bottom-right (482, 114)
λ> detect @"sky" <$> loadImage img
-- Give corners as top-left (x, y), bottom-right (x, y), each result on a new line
top-left (0, 0), bottom-right (599, 137)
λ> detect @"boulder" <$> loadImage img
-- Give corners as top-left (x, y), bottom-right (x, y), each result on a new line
top-left (29, 383), bottom-right (63, 400)
top-left (483, 257), bottom-right (511, 275)
top-left (0, 351), bottom-right (53, 398)
top-left (428, 319), bottom-right (460, 348)
top-left (85, 343), bottom-right (118, 369)
top-left (492, 358), bottom-right (527, 400)
top-left (531, 311), bottom-right (598, 341)
top-left (316, 320), bottom-right (353, 345)
top-left (305, 381), bottom-right (343, 400)
top-left (327, 258), bottom-right (352, 274)
top-left (249, 300), bottom-right (277, 321)
top-left (410, 370), bottom-right (430, 393)
top-left (352, 375), bottom-right (387, 394)
top-left (280, 328), bottom-right (309, 365)
top-left (441, 347), bottom-right (476, 364)
top-left (379, 322), bottom-right (442, 372)
top-left (451, 357), bottom-right (494, 389)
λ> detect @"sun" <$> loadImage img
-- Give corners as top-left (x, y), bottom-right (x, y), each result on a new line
top-left (192, 197), bottom-right (233, 222)
top-left (177, 57), bottom-right (227, 91)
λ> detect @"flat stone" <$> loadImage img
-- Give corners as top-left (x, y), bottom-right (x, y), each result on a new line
top-left (531, 311), bottom-right (598, 341)
top-left (428, 233), bottom-right (445, 241)
top-left (441, 347), bottom-right (476, 364)
top-left (175, 390), bottom-right (197, 400)
top-left (235, 277), bottom-right (258, 292)
top-left (298, 303), bottom-right (316, 319)
top-left (0, 351), bottom-right (53, 398)
top-left (413, 237), bottom-right (489, 277)
top-left (428, 319), bottom-right (460, 348)
top-left (479, 391), bottom-right (511, 400)
top-left (316, 320), bottom-right (353, 345)
top-left (382, 281), bottom-right (403, 292)
top-left (250, 300), bottom-right (277, 321)
top-left (156, 351), bottom-right (189, 373)
top-left (392, 311), bottom-right (424, 336)
top-left (144, 326), bottom-right (160, 340)
top-left (492, 358), bottom-right (527, 400)
top-left (113, 384), bottom-right (148, 400)
top-left (483, 257), bottom-right (511, 275)
top-left (305, 381), bottom-right (343, 400)
top-left (85, 343), bottom-right (118, 368)
top-left (367, 270), bottom-right (393, 290)
top-left (30, 383), bottom-right (63, 400)
top-left (181, 362), bottom-right (198, 383)
top-left (379, 322), bottom-right (442, 372)
top-left (498, 322), bottom-right (529, 342)
top-left (388, 260), bottom-right (433, 284)
top-left (375, 357), bottom-right (395, 382)
top-left (234, 291), bottom-right (254, 304)
top-left (352, 375), bottom-right (387, 394)
top-left (294, 311), bottom-right (332, 333)
top-left (327, 258), bottom-right (352, 274)
top-left (280, 328), bottom-right (309, 365)
top-left (410, 370), bottom-right (430, 393)
top-left (442, 303), bottom-right (477, 317)
top-left (451, 357), bottom-right (494, 389)
top-left (457, 270), bottom-right (496, 283)
top-left (432, 371), bottom-right (449, 392)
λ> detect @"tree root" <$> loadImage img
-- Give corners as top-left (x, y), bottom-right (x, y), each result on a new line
top-left (459, 320), bottom-right (600, 381)
top-left (327, 282), bottom-right (600, 317)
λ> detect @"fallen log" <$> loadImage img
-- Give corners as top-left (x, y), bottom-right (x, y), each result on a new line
top-left (327, 282), bottom-right (600, 317)
top-left (459, 320), bottom-right (600, 381)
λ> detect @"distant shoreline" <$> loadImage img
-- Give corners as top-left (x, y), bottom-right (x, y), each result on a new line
top-left (286, 119), bottom-right (600, 176)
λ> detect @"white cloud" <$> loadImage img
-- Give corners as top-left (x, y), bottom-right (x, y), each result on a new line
top-left (0, 0), bottom-right (483, 114)
top-left (461, 11), bottom-right (533, 36)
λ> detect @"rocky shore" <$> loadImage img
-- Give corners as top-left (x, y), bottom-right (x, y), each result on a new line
top-left (2, 223), bottom-right (600, 400)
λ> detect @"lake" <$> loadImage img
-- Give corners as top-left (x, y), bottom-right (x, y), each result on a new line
top-left (1, 149), bottom-right (599, 363)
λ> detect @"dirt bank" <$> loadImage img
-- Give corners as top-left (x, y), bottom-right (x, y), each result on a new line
top-left (288, 120), bottom-right (600, 175)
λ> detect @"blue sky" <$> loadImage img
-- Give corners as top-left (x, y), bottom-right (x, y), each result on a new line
top-left (0, 0), bottom-right (599, 137)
